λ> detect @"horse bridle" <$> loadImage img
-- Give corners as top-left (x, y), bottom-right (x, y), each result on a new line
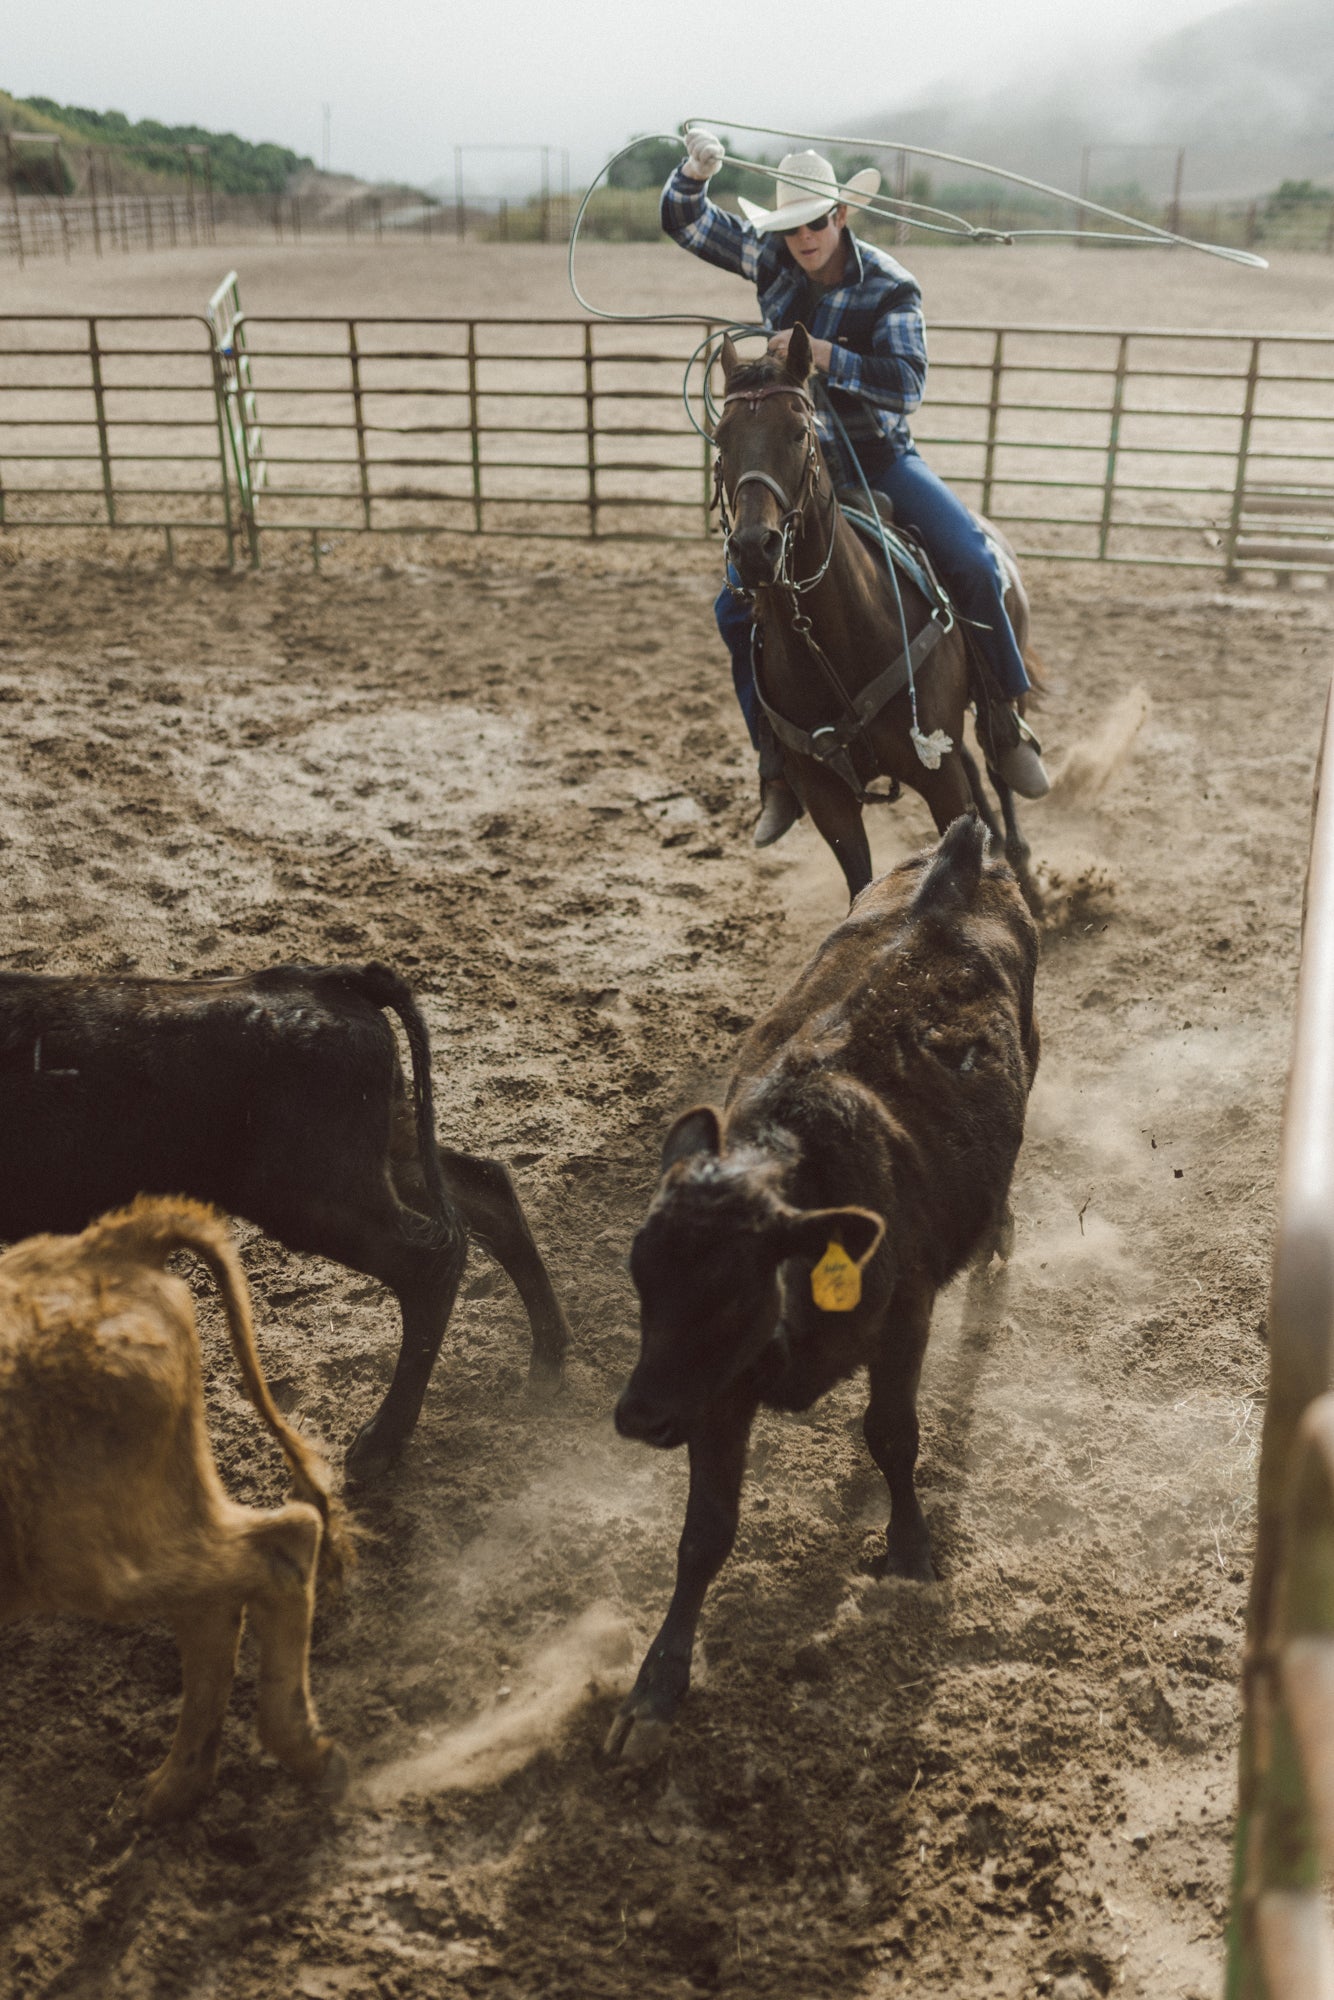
top-left (713, 384), bottom-right (839, 595)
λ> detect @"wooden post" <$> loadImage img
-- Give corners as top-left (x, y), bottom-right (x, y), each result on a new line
top-left (1168, 148), bottom-right (1185, 237)
top-left (4, 134), bottom-right (24, 272)
top-left (87, 149), bottom-right (101, 258)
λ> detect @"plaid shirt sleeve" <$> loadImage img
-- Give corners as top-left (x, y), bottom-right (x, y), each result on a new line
top-left (824, 288), bottom-right (927, 416)
top-left (659, 165), bottom-right (761, 283)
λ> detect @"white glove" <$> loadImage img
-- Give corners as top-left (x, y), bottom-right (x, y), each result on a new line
top-left (682, 128), bottom-right (725, 182)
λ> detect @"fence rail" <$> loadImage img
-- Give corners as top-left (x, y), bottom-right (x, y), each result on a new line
top-left (2, 297), bottom-right (1333, 575)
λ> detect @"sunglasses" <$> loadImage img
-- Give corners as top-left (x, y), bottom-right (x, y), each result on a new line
top-left (780, 209), bottom-right (837, 240)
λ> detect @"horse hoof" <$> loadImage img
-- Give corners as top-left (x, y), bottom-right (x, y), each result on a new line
top-left (603, 1702), bottom-right (673, 1771)
top-left (344, 1424), bottom-right (402, 1485)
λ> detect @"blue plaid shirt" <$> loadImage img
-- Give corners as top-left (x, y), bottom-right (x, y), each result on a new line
top-left (661, 164), bottom-right (926, 480)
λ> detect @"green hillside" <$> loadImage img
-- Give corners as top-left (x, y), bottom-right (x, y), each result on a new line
top-left (1, 91), bottom-right (312, 194)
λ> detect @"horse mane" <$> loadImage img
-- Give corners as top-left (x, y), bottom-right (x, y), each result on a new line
top-left (722, 354), bottom-right (805, 398)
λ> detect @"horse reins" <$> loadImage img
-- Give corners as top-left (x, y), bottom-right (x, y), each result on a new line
top-left (714, 384), bottom-right (839, 598)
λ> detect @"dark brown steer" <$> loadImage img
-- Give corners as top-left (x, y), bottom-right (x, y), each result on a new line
top-left (607, 814), bottom-right (1039, 1765)
top-left (0, 961), bottom-right (569, 1481)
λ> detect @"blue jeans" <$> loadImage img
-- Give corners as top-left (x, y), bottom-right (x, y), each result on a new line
top-left (715, 447), bottom-right (1030, 751)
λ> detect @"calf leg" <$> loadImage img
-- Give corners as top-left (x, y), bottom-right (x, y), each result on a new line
top-left (435, 1147), bottom-right (570, 1390)
top-left (247, 1506), bottom-right (347, 1800)
top-left (273, 1191), bottom-right (467, 1482)
top-left (141, 1599), bottom-right (244, 1821)
top-left (604, 1394), bottom-right (755, 1769)
top-left (863, 1278), bottom-right (937, 1582)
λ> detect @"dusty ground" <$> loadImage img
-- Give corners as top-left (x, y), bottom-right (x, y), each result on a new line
top-left (0, 531), bottom-right (1327, 2000)
top-left (0, 241), bottom-right (1330, 1999)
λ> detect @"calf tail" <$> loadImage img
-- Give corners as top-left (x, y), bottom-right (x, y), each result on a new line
top-left (342, 961), bottom-right (453, 1225)
top-left (84, 1195), bottom-right (354, 1589)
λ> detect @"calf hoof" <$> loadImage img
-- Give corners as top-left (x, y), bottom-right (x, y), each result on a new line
top-left (603, 1697), bottom-right (673, 1772)
top-left (138, 1763), bottom-right (211, 1823)
top-left (344, 1421), bottom-right (404, 1485)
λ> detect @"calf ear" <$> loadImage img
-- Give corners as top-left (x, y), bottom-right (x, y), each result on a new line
top-left (786, 323), bottom-right (813, 385)
top-left (661, 1105), bottom-right (723, 1172)
top-left (782, 1204), bottom-right (885, 1269)
top-left (911, 811), bottom-right (986, 915)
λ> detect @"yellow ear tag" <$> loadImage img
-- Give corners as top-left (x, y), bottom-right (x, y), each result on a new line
top-left (811, 1240), bottom-right (861, 1313)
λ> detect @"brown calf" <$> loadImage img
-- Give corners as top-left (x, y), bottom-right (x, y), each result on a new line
top-left (608, 814), bottom-right (1039, 1766)
top-left (0, 1196), bottom-right (352, 1819)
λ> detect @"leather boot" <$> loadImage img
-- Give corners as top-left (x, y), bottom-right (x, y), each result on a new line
top-left (979, 702), bottom-right (1050, 800)
top-left (753, 778), bottom-right (802, 848)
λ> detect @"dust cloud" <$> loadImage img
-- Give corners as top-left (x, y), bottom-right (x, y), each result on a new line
top-left (362, 1604), bottom-right (636, 1803)
top-left (1052, 685), bottom-right (1151, 802)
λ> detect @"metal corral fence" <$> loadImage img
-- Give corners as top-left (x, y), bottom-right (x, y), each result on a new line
top-left (0, 191), bottom-right (575, 263)
top-left (1228, 682), bottom-right (1334, 1997)
top-left (1, 282), bottom-right (1332, 578)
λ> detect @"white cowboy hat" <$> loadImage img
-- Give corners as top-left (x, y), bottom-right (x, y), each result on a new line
top-left (738, 150), bottom-right (882, 234)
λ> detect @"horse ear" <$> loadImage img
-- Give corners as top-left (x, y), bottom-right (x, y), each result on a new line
top-left (785, 323), bottom-right (813, 385)
top-left (720, 334), bottom-right (740, 384)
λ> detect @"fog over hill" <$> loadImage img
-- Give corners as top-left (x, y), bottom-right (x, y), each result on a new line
top-left (849, 0), bottom-right (1333, 202)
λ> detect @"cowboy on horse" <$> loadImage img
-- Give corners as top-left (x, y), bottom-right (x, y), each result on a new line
top-left (662, 129), bottom-right (1050, 848)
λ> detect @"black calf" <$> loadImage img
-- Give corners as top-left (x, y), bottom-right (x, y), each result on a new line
top-left (0, 960), bottom-right (570, 1479)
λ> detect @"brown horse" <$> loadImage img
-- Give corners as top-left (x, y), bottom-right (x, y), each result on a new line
top-left (714, 326), bottom-right (1041, 910)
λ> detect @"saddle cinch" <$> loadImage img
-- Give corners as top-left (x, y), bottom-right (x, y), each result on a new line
top-left (751, 494), bottom-right (986, 807)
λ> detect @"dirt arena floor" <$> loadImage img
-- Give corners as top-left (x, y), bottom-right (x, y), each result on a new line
top-left (2, 241), bottom-right (1333, 2000)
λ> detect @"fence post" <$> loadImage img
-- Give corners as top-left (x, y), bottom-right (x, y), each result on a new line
top-left (348, 319), bottom-right (373, 529)
top-left (5, 135), bottom-right (25, 272)
top-left (466, 321), bottom-right (483, 532)
top-left (1226, 683), bottom-right (1334, 1997)
top-left (1223, 337), bottom-right (1262, 583)
top-left (980, 329), bottom-right (1005, 518)
top-left (206, 330), bottom-right (239, 571)
top-left (87, 317), bottom-right (117, 528)
top-left (1098, 333), bottom-right (1130, 560)
top-left (583, 322), bottom-right (599, 536)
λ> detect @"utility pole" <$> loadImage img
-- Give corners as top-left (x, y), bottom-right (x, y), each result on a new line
top-left (322, 104), bottom-right (331, 173)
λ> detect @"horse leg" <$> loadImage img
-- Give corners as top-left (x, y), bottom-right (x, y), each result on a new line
top-left (788, 756), bottom-right (873, 903)
top-left (983, 765), bottom-right (1043, 918)
top-left (957, 744), bottom-right (1004, 851)
top-left (913, 749), bottom-right (977, 837)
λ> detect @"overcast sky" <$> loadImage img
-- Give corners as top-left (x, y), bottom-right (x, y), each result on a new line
top-left (13, 0), bottom-right (1236, 192)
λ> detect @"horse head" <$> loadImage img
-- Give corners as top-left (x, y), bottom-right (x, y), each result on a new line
top-left (714, 327), bottom-right (824, 590)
